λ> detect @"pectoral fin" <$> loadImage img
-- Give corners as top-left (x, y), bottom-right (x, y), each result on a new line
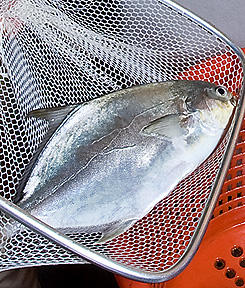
top-left (142, 114), bottom-right (187, 139)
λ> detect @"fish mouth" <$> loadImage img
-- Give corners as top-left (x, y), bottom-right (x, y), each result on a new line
top-left (230, 96), bottom-right (237, 107)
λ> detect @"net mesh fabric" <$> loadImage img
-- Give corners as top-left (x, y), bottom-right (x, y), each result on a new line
top-left (0, 0), bottom-right (244, 273)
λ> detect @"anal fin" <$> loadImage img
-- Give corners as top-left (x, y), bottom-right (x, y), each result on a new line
top-left (97, 218), bottom-right (137, 243)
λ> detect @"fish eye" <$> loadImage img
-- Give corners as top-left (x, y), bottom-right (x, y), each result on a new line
top-left (216, 86), bottom-right (227, 97)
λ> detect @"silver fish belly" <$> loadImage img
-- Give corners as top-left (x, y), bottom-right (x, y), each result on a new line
top-left (15, 80), bottom-right (235, 242)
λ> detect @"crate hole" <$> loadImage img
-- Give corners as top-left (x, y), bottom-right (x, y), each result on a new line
top-left (227, 185), bottom-right (232, 191)
top-left (236, 148), bottom-right (242, 154)
top-left (231, 246), bottom-right (243, 257)
top-left (235, 278), bottom-right (244, 287)
top-left (228, 195), bottom-right (232, 201)
top-left (225, 268), bottom-right (236, 278)
top-left (237, 170), bottom-right (242, 177)
top-left (237, 136), bottom-right (242, 143)
top-left (237, 182), bottom-right (242, 187)
top-left (240, 258), bottom-right (245, 268)
top-left (214, 258), bottom-right (225, 270)
top-left (236, 159), bottom-right (242, 166)
top-left (227, 174), bottom-right (232, 180)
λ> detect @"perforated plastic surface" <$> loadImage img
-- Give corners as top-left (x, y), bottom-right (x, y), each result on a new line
top-left (0, 0), bottom-right (244, 282)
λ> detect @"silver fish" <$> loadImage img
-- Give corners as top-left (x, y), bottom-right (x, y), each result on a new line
top-left (13, 80), bottom-right (235, 242)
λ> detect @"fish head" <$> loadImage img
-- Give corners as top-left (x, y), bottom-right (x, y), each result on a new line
top-left (183, 81), bottom-right (236, 130)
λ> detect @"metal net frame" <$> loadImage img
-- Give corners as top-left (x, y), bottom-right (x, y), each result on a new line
top-left (0, 0), bottom-right (244, 282)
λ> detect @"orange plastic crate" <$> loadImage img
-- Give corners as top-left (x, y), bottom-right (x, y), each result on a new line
top-left (115, 48), bottom-right (245, 288)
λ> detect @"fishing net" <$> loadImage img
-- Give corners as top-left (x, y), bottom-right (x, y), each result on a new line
top-left (0, 0), bottom-right (244, 282)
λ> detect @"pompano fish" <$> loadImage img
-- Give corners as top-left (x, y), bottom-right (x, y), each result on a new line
top-left (12, 80), bottom-right (235, 242)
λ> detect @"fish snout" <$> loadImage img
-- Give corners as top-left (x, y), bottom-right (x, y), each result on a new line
top-left (230, 95), bottom-right (237, 107)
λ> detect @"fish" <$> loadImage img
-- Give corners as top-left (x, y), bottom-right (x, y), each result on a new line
top-left (12, 80), bottom-right (235, 242)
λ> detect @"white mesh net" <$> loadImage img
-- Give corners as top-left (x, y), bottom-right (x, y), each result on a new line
top-left (0, 0), bottom-right (244, 281)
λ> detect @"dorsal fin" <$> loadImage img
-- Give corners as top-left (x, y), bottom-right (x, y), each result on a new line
top-left (14, 105), bottom-right (79, 203)
top-left (27, 105), bottom-right (78, 127)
